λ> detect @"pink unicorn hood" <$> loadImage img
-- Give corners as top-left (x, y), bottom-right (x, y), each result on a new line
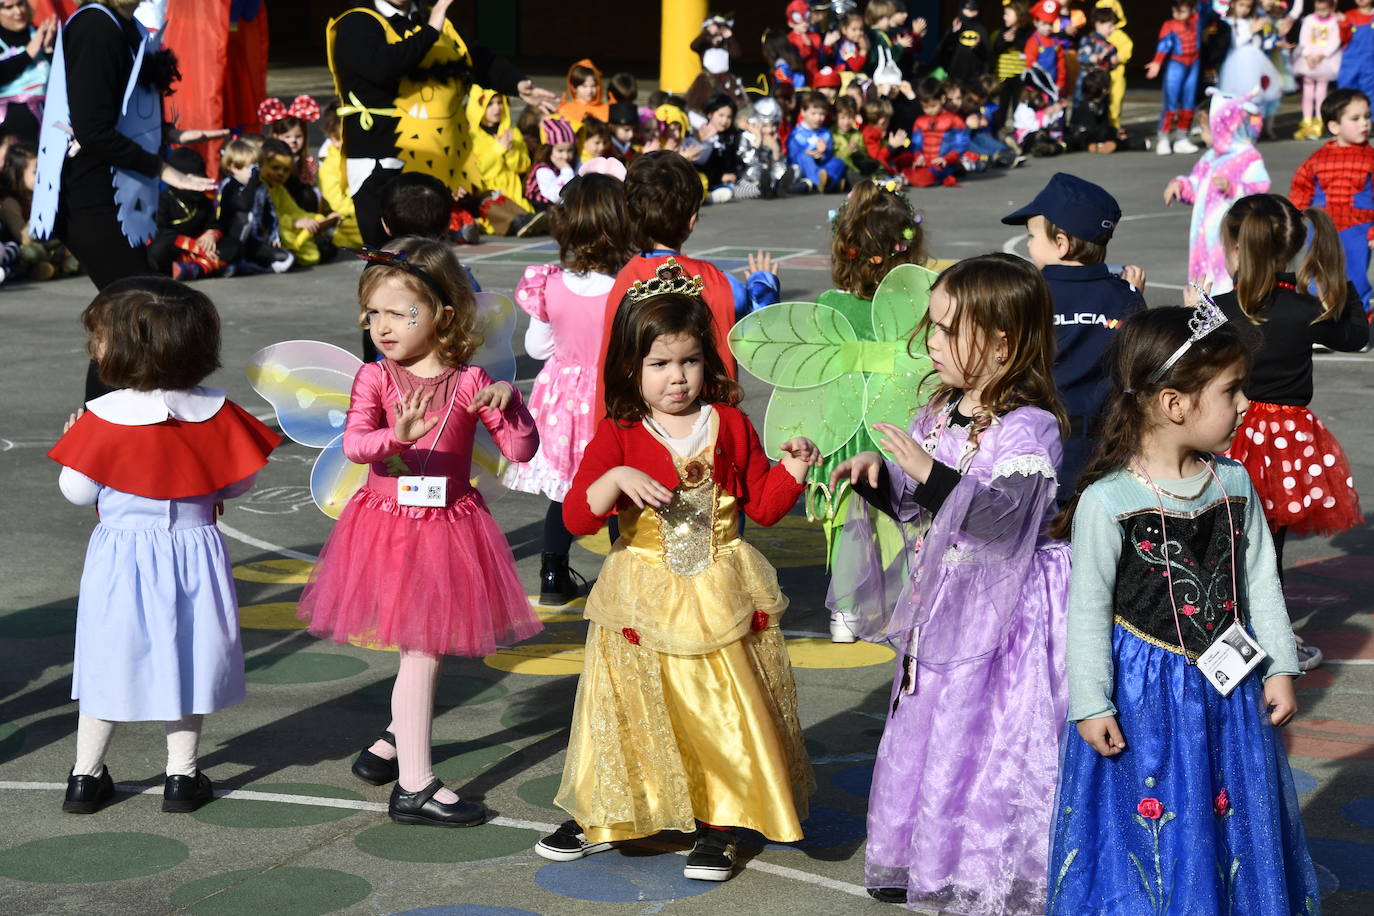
top-left (1207, 86), bottom-right (1262, 156)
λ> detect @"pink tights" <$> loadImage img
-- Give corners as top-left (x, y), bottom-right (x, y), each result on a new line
top-left (1303, 77), bottom-right (1329, 121)
top-left (369, 651), bottom-right (459, 804)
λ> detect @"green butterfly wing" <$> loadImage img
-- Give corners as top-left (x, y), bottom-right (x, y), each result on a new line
top-left (729, 302), bottom-right (859, 387)
top-left (866, 263), bottom-right (938, 440)
top-left (761, 373), bottom-right (867, 458)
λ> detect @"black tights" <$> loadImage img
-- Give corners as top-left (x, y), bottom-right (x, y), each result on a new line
top-left (542, 500), bottom-right (618, 554)
top-left (1273, 526), bottom-right (1288, 587)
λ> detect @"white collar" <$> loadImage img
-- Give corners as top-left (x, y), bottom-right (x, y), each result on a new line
top-left (86, 387), bottom-right (226, 426)
top-left (375, 0), bottom-right (414, 18)
top-left (563, 270), bottom-right (615, 297)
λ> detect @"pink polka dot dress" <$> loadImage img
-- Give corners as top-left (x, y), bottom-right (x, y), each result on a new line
top-left (501, 264), bottom-right (614, 501)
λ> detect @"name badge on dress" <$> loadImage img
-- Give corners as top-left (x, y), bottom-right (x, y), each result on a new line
top-left (397, 476), bottom-right (447, 507)
top-left (1197, 621), bottom-right (1267, 697)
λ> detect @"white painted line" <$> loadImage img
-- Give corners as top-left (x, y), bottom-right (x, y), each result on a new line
top-left (218, 521), bottom-right (319, 563)
top-left (0, 781), bottom-right (872, 897)
top-left (1323, 658), bottom-right (1374, 665)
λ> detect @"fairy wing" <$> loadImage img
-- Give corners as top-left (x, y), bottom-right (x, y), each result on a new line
top-left (469, 292), bottom-right (517, 385)
top-left (864, 263), bottom-right (937, 443)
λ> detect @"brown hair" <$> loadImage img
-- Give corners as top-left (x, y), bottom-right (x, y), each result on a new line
top-left (914, 253), bottom-right (1068, 448)
top-left (259, 137), bottom-right (294, 166)
top-left (1042, 217), bottom-right (1107, 265)
top-left (831, 179), bottom-right (928, 297)
top-left (357, 237), bottom-right (481, 367)
top-left (321, 100), bottom-right (341, 140)
top-left (603, 293), bottom-right (742, 423)
top-left (608, 71), bottom-right (638, 103)
top-left (1048, 307), bottom-right (1254, 538)
top-left (551, 174), bottom-right (634, 276)
top-left (861, 95), bottom-right (894, 125)
top-left (1321, 87), bottom-right (1368, 127)
top-left (800, 90), bottom-right (832, 114)
top-left (835, 95), bottom-right (859, 119)
top-left (82, 277), bottom-right (221, 390)
top-left (0, 142), bottom-right (34, 211)
top-left (865, 0), bottom-right (896, 24)
top-left (1222, 193), bottom-right (1348, 323)
top-left (1005, 0), bottom-right (1031, 29)
top-left (381, 172), bottom-right (452, 240)
top-left (624, 151), bottom-right (702, 251)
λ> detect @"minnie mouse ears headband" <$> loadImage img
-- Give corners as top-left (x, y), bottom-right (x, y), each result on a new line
top-left (258, 95), bottom-right (321, 126)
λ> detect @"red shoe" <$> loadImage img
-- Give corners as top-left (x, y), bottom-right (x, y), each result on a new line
top-left (942, 175), bottom-right (960, 187)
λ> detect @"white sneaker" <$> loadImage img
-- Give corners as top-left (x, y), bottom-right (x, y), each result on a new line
top-left (829, 611), bottom-right (858, 643)
top-left (708, 187), bottom-right (733, 204)
top-left (270, 252), bottom-right (295, 274)
top-left (1172, 131), bottom-right (1199, 154)
top-left (1295, 635), bottom-right (1324, 672)
top-left (1155, 133), bottom-right (1172, 155)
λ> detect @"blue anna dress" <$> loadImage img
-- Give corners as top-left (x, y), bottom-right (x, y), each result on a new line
top-left (1048, 459), bottom-right (1320, 916)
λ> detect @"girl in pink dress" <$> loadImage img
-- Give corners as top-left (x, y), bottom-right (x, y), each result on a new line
top-left (298, 237), bottom-right (543, 828)
top-left (501, 173), bottom-right (633, 606)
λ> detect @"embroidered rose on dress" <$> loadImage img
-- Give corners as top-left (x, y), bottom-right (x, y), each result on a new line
top-left (622, 627), bottom-right (640, 645)
top-left (1214, 788), bottom-right (1230, 816)
top-left (1137, 798), bottom-right (1164, 820)
top-left (751, 611), bottom-right (769, 632)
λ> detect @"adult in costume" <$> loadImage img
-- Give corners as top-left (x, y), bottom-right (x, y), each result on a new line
top-left (29, 0), bottom-right (223, 400)
top-left (0, 0), bottom-right (55, 146)
top-left (326, 0), bottom-right (556, 247)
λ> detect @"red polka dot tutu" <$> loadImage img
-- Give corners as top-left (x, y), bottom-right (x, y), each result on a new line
top-left (1225, 402), bottom-right (1363, 536)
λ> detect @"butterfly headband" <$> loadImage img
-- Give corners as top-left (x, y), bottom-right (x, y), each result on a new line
top-left (1147, 283), bottom-right (1229, 384)
top-left (258, 95), bottom-right (321, 126)
top-left (352, 247), bottom-right (449, 306)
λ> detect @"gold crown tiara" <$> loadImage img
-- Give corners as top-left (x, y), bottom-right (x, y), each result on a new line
top-left (626, 257), bottom-right (706, 303)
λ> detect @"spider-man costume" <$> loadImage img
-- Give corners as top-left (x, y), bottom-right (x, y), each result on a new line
top-left (1291, 141), bottom-right (1374, 311)
top-left (1151, 3), bottom-right (1213, 133)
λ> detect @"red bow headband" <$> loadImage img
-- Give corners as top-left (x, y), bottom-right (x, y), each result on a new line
top-left (258, 95), bottom-right (321, 126)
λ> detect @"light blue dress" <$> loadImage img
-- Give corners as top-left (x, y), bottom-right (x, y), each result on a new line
top-left (62, 469), bottom-right (252, 721)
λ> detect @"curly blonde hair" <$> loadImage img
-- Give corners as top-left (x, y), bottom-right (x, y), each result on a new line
top-left (357, 236), bottom-right (481, 367)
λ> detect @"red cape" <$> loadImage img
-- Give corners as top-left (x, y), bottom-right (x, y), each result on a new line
top-left (48, 400), bottom-right (282, 499)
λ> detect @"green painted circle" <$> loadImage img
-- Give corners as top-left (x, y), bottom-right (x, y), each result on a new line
top-left (0, 832), bottom-right (187, 883)
top-left (244, 651), bottom-right (369, 685)
top-left (357, 673), bottom-right (509, 709)
top-left (0, 721), bottom-right (24, 763)
top-left (499, 703), bottom-right (573, 736)
top-left (515, 772), bottom-right (563, 810)
top-left (355, 821), bottom-right (535, 863)
top-left (170, 867), bottom-right (371, 916)
top-left (0, 606), bottom-right (76, 638)
top-left (191, 782), bottom-right (366, 828)
top-left (432, 741), bottom-right (517, 782)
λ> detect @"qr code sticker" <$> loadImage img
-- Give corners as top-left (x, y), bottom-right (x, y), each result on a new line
top-left (426, 485), bottom-right (443, 500)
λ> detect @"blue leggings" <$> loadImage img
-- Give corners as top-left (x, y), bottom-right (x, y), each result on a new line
top-left (1340, 223), bottom-right (1373, 312)
top-left (795, 154), bottom-right (847, 187)
top-left (1159, 59), bottom-right (1198, 126)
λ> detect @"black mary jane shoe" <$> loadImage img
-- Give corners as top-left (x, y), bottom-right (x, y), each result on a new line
top-left (867, 887), bottom-right (907, 904)
top-left (388, 779), bottom-right (488, 827)
top-left (351, 730), bottom-right (399, 786)
top-left (162, 770), bottom-right (214, 813)
top-left (62, 766), bottom-right (115, 814)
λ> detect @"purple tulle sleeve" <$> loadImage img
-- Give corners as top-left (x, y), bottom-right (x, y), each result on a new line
top-left (830, 407), bottom-right (1064, 663)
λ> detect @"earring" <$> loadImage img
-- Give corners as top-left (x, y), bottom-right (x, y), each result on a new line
top-left (407, 305), bottom-right (419, 328)
top-left (995, 354), bottom-right (1005, 364)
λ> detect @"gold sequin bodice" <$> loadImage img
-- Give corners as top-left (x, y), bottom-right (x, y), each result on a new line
top-left (620, 446), bottom-right (741, 577)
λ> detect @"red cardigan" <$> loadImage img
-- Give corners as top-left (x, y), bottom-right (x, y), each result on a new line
top-left (563, 404), bottom-right (805, 536)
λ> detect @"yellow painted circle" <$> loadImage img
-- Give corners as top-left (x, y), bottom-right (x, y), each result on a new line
top-left (574, 529), bottom-right (612, 556)
top-left (528, 596), bottom-right (586, 623)
top-left (233, 559), bottom-right (315, 584)
top-left (483, 642), bottom-right (585, 676)
top-left (239, 602), bottom-right (308, 630)
top-left (786, 637), bottom-right (895, 669)
top-left (346, 635), bottom-right (398, 653)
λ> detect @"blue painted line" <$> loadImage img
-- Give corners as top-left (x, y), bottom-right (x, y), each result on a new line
top-left (535, 849), bottom-right (717, 902)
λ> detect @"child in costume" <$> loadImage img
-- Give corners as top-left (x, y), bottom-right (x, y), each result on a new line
top-left (1077, 6), bottom-right (1120, 102)
top-left (1002, 173), bottom-right (1146, 504)
top-left (937, 0), bottom-right (990, 85)
top-left (534, 277), bottom-right (818, 881)
top-left (1068, 69), bottom-right (1150, 152)
top-left (1026, 0), bottom-right (1068, 95)
top-left (832, 95), bottom-right (882, 181)
top-left (736, 97), bottom-right (795, 198)
top-left (1164, 87), bottom-right (1271, 294)
top-left (1217, 0), bottom-right (1284, 138)
top-left (1013, 65), bottom-right (1069, 156)
top-left (49, 278), bottom-right (280, 815)
top-left (148, 147), bottom-right (227, 281)
top-left (1292, 0), bottom-right (1344, 140)
top-left (1145, 0), bottom-right (1210, 155)
top-left (1289, 87), bottom-right (1374, 311)
top-left (829, 253), bottom-right (1070, 911)
top-left (557, 59), bottom-right (609, 129)
top-left (259, 138), bottom-right (340, 268)
top-left (681, 93), bottom-right (741, 203)
top-left (466, 86), bottom-right (533, 215)
top-left (785, 0), bottom-right (822, 82)
top-left (525, 117), bottom-right (577, 211)
top-left (317, 101), bottom-right (363, 250)
top-left (0, 141), bottom-right (77, 280)
top-left (1046, 304), bottom-right (1318, 916)
top-left (216, 138), bottom-right (294, 275)
top-left (607, 101), bottom-right (640, 163)
top-left (1094, 1), bottom-right (1134, 127)
top-left (908, 77), bottom-right (973, 187)
top-left (259, 94), bottom-right (322, 212)
top-left (502, 174), bottom-right (633, 607)
top-left (787, 91), bottom-right (847, 193)
top-left (578, 116), bottom-right (610, 163)
top-left (1217, 194), bottom-right (1367, 619)
top-left (297, 238), bottom-right (542, 828)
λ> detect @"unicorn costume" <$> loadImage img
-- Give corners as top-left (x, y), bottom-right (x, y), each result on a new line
top-left (1172, 89), bottom-right (1270, 293)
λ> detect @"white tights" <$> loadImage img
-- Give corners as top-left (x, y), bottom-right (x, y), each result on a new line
top-left (72, 713), bottom-right (203, 777)
top-left (370, 651), bottom-right (459, 804)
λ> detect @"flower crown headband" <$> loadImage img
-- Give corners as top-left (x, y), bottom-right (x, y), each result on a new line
top-left (258, 95), bottom-right (321, 126)
top-left (352, 247), bottom-right (449, 307)
top-left (830, 178), bottom-right (922, 264)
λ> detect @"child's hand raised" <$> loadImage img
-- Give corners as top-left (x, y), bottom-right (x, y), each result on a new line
top-left (393, 388), bottom-right (438, 442)
top-left (1076, 715), bottom-right (1127, 756)
top-left (873, 421), bottom-right (933, 482)
top-left (1264, 674), bottom-right (1298, 727)
top-left (830, 451), bottom-right (884, 489)
top-left (1120, 265), bottom-right (1146, 290)
top-left (747, 249), bottom-right (777, 277)
top-left (468, 381), bottom-right (514, 414)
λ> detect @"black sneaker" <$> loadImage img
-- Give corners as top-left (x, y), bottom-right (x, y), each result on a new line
top-left (683, 826), bottom-right (736, 881)
top-left (162, 770), bottom-right (214, 813)
top-left (62, 766), bottom-right (114, 814)
top-left (535, 819), bottom-right (615, 861)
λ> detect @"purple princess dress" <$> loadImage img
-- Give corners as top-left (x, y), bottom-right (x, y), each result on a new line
top-left (832, 399), bottom-right (1071, 915)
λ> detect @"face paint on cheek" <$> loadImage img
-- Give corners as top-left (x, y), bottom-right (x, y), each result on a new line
top-left (408, 305), bottom-right (419, 328)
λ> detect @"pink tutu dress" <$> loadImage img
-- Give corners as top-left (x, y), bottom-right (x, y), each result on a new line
top-left (299, 360), bottom-right (543, 656)
top-left (500, 264), bottom-right (615, 501)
